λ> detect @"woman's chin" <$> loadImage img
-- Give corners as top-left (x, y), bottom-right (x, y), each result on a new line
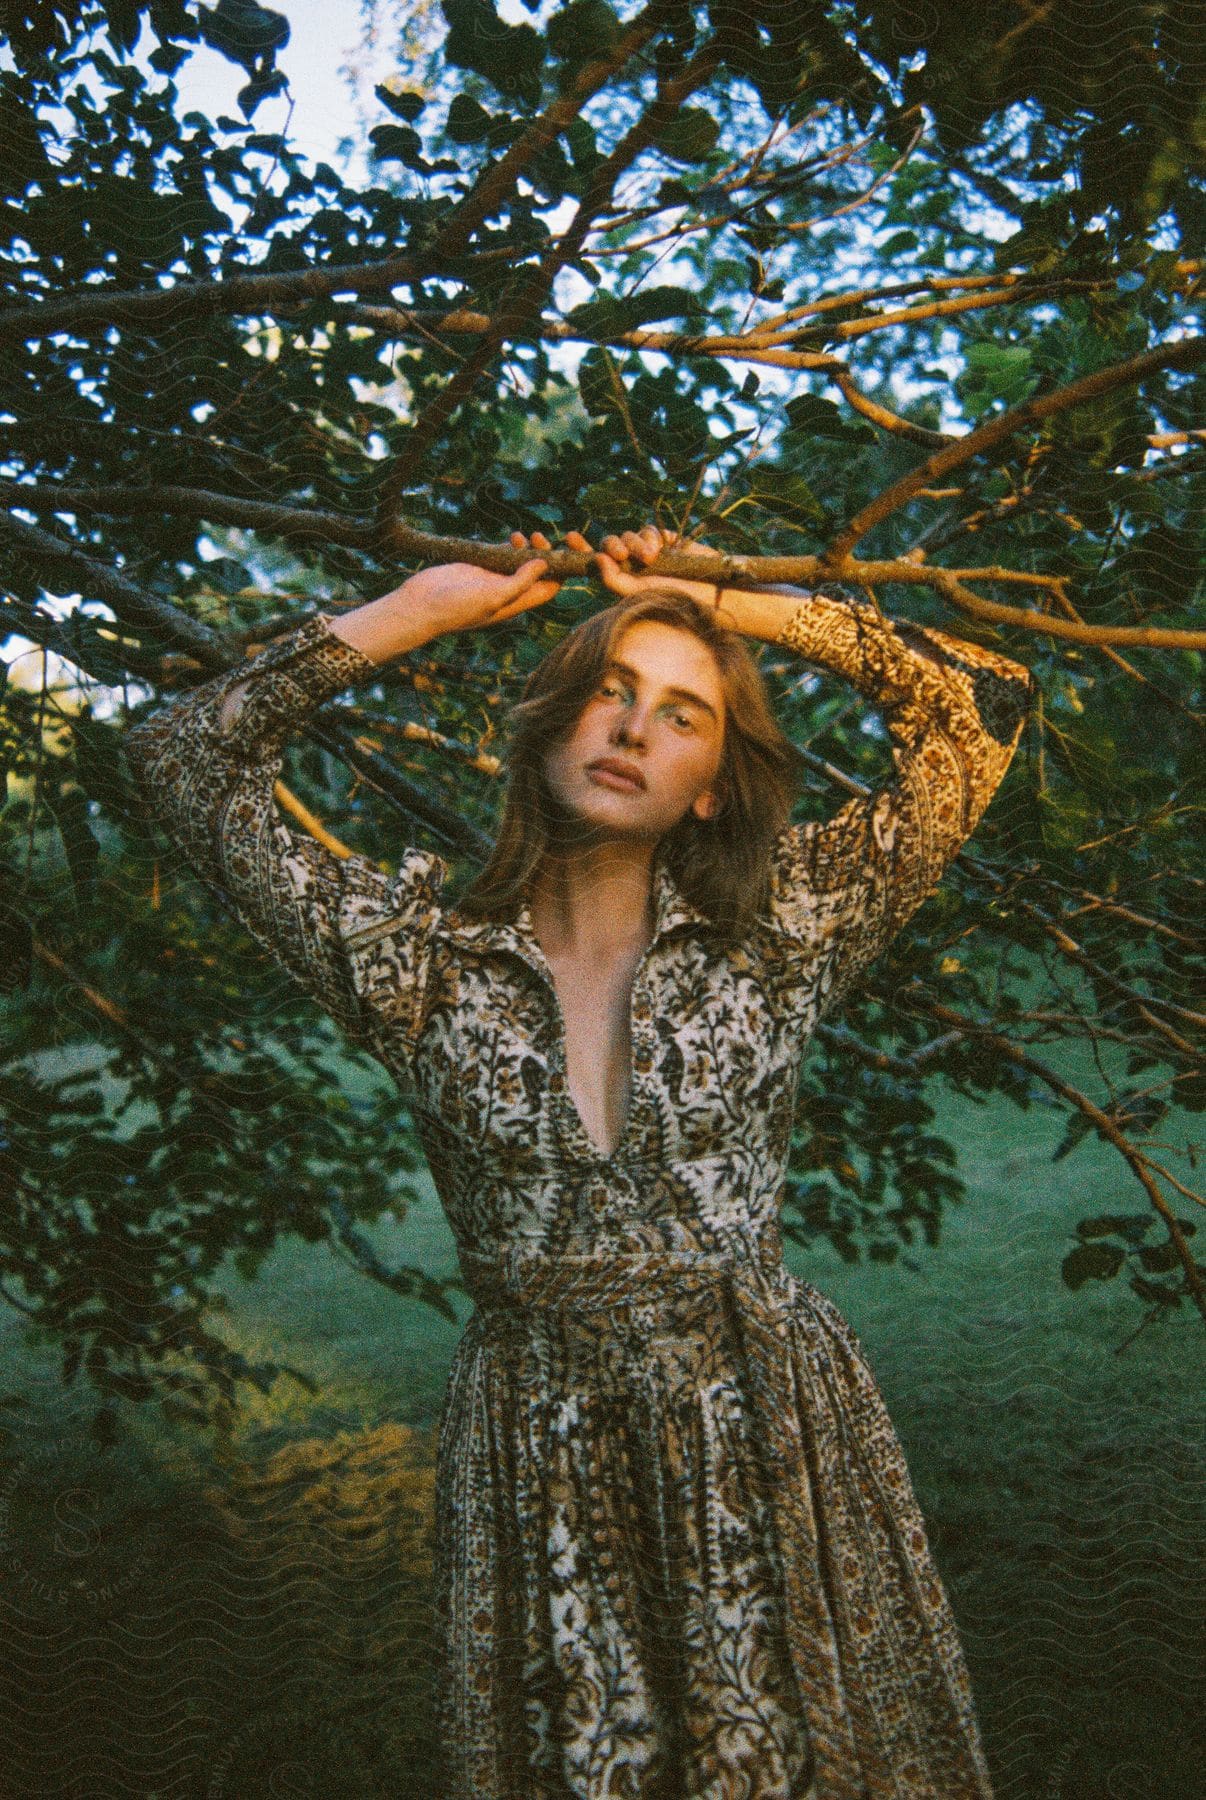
top-left (548, 790), bottom-right (662, 845)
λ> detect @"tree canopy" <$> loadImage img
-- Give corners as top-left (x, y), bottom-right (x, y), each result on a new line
top-left (2, 0), bottom-right (1203, 1434)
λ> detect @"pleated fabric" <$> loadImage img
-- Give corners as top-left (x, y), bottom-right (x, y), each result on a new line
top-left (433, 1233), bottom-right (992, 1800)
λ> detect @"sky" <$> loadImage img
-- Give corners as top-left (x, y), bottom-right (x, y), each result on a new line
top-left (165, 0), bottom-right (378, 177)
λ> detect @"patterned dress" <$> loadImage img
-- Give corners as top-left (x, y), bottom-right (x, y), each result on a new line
top-left (124, 591), bottom-right (1033, 1800)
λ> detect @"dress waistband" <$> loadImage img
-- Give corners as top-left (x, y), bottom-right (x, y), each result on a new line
top-left (458, 1220), bottom-right (785, 1314)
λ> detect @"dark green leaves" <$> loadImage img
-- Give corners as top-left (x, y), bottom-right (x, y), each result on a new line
top-left (1062, 1240), bottom-right (1126, 1288)
top-left (0, 75), bottom-right (50, 193)
top-left (369, 123), bottom-right (424, 166)
top-left (196, 0), bottom-right (289, 115)
top-left (656, 106), bottom-right (720, 164)
top-left (446, 94), bottom-right (518, 152)
top-left (442, 0), bottom-right (544, 105)
top-left (784, 393), bottom-right (876, 443)
top-left (196, 0), bottom-right (289, 71)
top-left (566, 286), bottom-right (706, 337)
top-left (744, 468), bottom-right (826, 528)
top-left (1063, 1212), bottom-right (1197, 1302)
top-left (955, 342), bottom-right (1039, 413)
top-left (375, 85), bottom-right (424, 123)
top-left (548, 0), bottom-right (621, 63)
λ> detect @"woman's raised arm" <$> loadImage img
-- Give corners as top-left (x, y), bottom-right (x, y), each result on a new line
top-left (584, 523), bottom-right (1035, 1024)
top-left (123, 611), bottom-right (447, 1060)
top-left (122, 551), bottom-right (559, 1061)
top-left (755, 586), bottom-right (1034, 1023)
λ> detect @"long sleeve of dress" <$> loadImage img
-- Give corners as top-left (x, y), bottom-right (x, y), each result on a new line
top-left (123, 611), bottom-right (448, 1068)
top-left (765, 589), bottom-right (1034, 1025)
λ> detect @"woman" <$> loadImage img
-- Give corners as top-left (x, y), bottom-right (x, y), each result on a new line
top-left (124, 522), bottom-right (1034, 1799)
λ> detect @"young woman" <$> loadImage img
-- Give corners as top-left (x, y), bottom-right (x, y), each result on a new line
top-left (124, 523), bottom-right (1034, 1800)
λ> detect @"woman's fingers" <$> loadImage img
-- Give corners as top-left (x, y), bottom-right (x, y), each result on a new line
top-left (594, 551), bottom-right (639, 596)
top-left (504, 522), bottom-right (684, 601)
top-left (493, 590), bottom-right (561, 626)
top-left (494, 580), bottom-right (560, 620)
top-left (499, 556), bottom-right (550, 601)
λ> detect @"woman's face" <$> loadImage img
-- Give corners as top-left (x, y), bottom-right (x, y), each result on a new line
top-left (542, 621), bottom-right (727, 842)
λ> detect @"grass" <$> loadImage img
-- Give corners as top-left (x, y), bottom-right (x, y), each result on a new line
top-left (1, 1030), bottom-right (1202, 1798)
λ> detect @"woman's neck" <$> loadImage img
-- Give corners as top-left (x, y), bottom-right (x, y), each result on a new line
top-left (528, 843), bottom-right (657, 963)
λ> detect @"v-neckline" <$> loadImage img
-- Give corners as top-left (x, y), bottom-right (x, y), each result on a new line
top-left (436, 862), bottom-right (713, 1164)
top-left (517, 908), bottom-right (651, 1164)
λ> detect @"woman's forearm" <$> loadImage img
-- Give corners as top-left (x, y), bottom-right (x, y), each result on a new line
top-left (711, 578), bottom-right (1032, 698)
top-left (654, 575), bottom-right (798, 644)
top-left (325, 551), bottom-right (560, 662)
top-left (323, 583), bottom-right (445, 666)
top-left (708, 582), bottom-right (800, 644)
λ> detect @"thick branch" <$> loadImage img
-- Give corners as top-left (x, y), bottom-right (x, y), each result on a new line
top-left (827, 334), bottom-right (1206, 558)
top-left (8, 493), bottom-right (1206, 652)
top-left (829, 368), bottom-right (948, 447)
top-left (0, 481), bottom-right (372, 550)
top-left (0, 510), bottom-right (223, 663)
top-left (906, 563), bottom-right (1206, 650)
top-left (340, 300), bottom-right (840, 371)
top-left (376, 43), bottom-right (722, 518)
top-left (0, 252), bottom-right (435, 345)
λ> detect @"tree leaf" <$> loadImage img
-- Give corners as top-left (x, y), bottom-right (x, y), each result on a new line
top-left (656, 107), bottom-right (721, 164)
top-left (566, 286), bottom-right (705, 336)
top-left (375, 84), bottom-right (424, 122)
top-left (1061, 1241), bottom-right (1126, 1289)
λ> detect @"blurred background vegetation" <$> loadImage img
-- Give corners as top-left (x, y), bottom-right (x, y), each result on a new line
top-left (1, 0), bottom-right (1203, 1792)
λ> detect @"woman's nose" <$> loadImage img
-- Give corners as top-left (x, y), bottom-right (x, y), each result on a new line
top-left (613, 708), bottom-right (647, 746)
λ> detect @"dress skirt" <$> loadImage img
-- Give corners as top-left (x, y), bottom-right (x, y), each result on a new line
top-left (431, 1237), bottom-right (993, 1800)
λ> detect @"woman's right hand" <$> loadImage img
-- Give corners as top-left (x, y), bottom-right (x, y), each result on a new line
top-left (330, 534), bottom-right (562, 664)
top-left (398, 531), bottom-right (562, 638)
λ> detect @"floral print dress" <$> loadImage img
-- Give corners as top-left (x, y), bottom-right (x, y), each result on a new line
top-left (124, 589), bottom-right (1033, 1800)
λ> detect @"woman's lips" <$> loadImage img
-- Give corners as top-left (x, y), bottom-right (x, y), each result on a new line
top-left (588, 764), bottom-right (644, 791)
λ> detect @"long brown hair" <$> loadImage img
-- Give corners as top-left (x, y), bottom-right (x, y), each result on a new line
top-left (454, 587), bottom-right (808, 942)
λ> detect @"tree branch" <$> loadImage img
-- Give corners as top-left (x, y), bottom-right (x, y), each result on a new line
top-left (0, 510), bottom-right (223, 663)
top-left (375, 42), bottom-right (722, 520)
top-left (0, 251), bottom-right (439, 345)
top-left (903, 989), bottom-right (1206, 1327)
top-left (826, 334), bottom-right (1206, 559)
top-left (8, 489), bottom-right (1206, 653)
top-left (0, 481), bottom-right (372, 549)
top-left (341, 301), bottom-right (841, 369)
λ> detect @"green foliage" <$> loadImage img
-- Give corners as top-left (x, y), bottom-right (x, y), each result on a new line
top-left (1, 0), bottom-right (1203, 1433)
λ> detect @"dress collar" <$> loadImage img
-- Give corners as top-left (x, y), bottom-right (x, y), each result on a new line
top-left (433, 858), bottom-right (712, 967)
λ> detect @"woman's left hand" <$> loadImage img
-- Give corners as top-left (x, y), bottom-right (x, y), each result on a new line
top-left (563, 523), bottom-right (724, 603)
